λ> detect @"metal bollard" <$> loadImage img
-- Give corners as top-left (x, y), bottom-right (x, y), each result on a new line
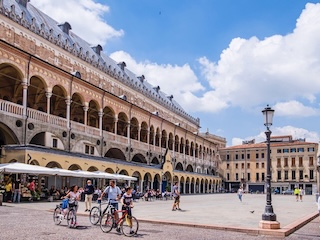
top-left (0, 193), bottom-right (3, 206)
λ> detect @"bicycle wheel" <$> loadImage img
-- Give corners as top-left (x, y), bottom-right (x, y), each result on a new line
top-left (121, 215), bottom-right (139, 237)
top-left (100, 213), bottom-right (113, 233)
top-left (89, 206), bottom-right (100, 225)
top-left (53, 207), bottom-right (62, 225)
top-left (67, 209), bottom-right (77, 228)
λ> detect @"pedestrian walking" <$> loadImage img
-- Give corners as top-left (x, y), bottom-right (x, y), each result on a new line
top-left (294, 187), bottom-right (300, 202)
top-left (13, 179), bottom-right (21, 203)
top-left (84, 180), bottom-right (94, 212)
top-left (172, 182), bottom-right (181, 211)
top-left (299, 188), bottom-right (304, 202)
top-left (237, 187), bottom-right (243, 202)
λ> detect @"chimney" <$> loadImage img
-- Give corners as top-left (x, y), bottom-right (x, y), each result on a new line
top-left (58, 22), bottom-right (72, 35)
top-left (117, 62), bottom-right (126, 71)
top-left (16, 0), bottom-right (29, 8)
top-left (91, 44), bottom-right (103, 56)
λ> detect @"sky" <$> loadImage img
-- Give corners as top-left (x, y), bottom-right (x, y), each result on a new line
top-left (32, 0), bottom-right (320, 147)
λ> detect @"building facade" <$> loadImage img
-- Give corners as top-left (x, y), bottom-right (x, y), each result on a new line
top-left (0, 0), bottom-right (225, 193)
top-left (219, 136), bottom-right (318, 195)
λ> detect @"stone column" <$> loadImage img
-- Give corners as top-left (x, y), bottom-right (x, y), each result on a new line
top-left (98, 110), bottom-right (103, 136)
top-left (137, 126), bottom-right (141, 142)
top-left (83, 103), bottom-right (89, 126)
top-left (114, 117), bottom-right (118, 135)
top-left (45, 91), bottom-right (52, 122)
top-left (140, 180), bottom-right (144, 193)
top-left (65, 97), bottom-right (71, 129)
top-left (22, 81), bottom-right (28, 117)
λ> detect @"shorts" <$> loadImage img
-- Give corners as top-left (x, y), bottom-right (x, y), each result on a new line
top-left (174, 196), bottom-right (180, 203)
top-left (110, 202), bottom-right (119, 210)
top-left (122, 206), bottom-right (132, 217)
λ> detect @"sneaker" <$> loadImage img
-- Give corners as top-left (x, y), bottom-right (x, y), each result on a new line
top-left (130, 230), bottom-right (135, 235)
top-left (116, 227), bottom-right (121, 233)
top-left (172, 208), bottom-right (176, 211)
top-left (177, 208), bottom-right (182, 210)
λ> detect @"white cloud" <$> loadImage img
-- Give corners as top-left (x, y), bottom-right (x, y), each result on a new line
top-left (273, 101), bottom-right (320, 117)
top-left (197, 3), bottom-right (320, 113)
top-left (32, 0), bottom-right (124, 45)
top-left (232, 125), bottom-right (319, 146)
top-left (109, 51), bottom-right (204, 110)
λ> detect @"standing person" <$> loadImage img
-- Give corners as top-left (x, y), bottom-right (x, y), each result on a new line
top-left (172, 182), bottom-right (181, 211)
top-left (28, 179), bottom-right (36, 201)
top-left (237, 187), bottom-right (243, 202)
top-left (84, 180), bottom-right (94, 212)
top-left (299, 188), bottom-right (304, 202)
top-left (99, 180), bottom-right (122, 222)
top-left (13, 179), bottom-right (21, 203)
top-left (294, 186), bottom-right (300, 202)
top-left (121, 186), bottom-right (135, 235)
top-left (5, 180), bottom-right (13, 203)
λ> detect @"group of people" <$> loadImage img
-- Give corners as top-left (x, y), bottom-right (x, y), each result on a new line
top-left (294, 187), bottom-right (305, 202)
top-left (1, 177), bottom-right (36, 203)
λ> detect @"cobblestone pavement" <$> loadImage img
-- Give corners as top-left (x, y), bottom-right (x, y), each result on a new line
top-left (0, 205), bottom-right (319, 240)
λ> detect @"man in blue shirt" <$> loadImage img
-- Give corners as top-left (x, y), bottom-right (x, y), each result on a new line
top-left (84, 180), bottom-right (94, 212)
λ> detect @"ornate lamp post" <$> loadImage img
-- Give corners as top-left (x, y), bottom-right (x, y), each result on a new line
top-left (260, 105), bottom-right (280, 229)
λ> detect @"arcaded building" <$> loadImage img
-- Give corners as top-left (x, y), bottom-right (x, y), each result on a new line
top-left (219, 136), bottom-right (318, 194)
top-left (0, 0), bottom-right (226, 193)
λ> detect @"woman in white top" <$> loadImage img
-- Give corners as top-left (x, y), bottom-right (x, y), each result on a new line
top-left (65, 185), bottom-right (81, 211)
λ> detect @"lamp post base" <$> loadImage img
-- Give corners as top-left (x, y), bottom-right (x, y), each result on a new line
top-left (259, 220), bottom-right (280, 229)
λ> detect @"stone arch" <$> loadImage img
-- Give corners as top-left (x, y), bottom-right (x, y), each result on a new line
top-left (153, 173), bottom-right (161, 190)
top-left (30, 160), bottom-right (40, 165)
top-left (88, 166), bottom-right (98, 171)
top-left (0, 63), bottom-right (24, 104)
top-left (155, 127), bottom-right (160, 146)
top-left (185, 139), bottom-right (190, 155)
top-left (180, 176), bottom-right (185, 194)
top-left (132, 153), bottom-right (147, 164)
top-left (175, 162), bottom-right (183, 171)
top-left (149, 125), bottom-right (154, 145)
top-left (130, 117), bottom-right (139, 140)
top-left (186, 177), bottom-right (190, 194)
top-left (88, 100), bottom-right (100, 128)
top-left (117, 112), bottom-right (128, 137)
top-left (9, 159), bottom-right (18, 163)
top-left (103, 106), bottom-right (115, 133)
top-left (119, 169), bottom-right (128, 175)
top-left (186, 164), bottom-right (193, 172)
top-left (190, 141), bottom-right (194, 157)
top-left (151, 157), bottom-right (159, 165)
top-left (180, 137), bottom-right (184, 153)
top-left (105, 148), bottom-right (126, 161)
top-left (51, 85), bottom-right (67, 118)
top-left (161, 129), bottom-right (167, 148)
top-left (168, 132), bottom-right (173, 150)
top-left (143, 172), bottom-right (152, 191)
top-left (46, 161), bottom-right (62, 168)
top-left (29, 131), bottom-right (64, 149)
top-left (174, 135), bottom-right (179, 152)
top-left (105, 168), bottom-right (114, 173)
top-left (70, 92), bottom-right (84, 123)
top-left (68, 164), bottom-right (82, 170)
top-left (196, 178), bottom-right (200, 193)
top-left (191, 177), bottom-right (195, 194)
top-left (140, 121), bottom-right (148, 143)
top-left (0, 122), bottom-right (19, 146)
top-left (28, 75), bottom-right (47, 112)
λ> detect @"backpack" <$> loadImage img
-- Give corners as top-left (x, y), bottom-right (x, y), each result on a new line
top-left (61, 199), bottom-right (68, 209)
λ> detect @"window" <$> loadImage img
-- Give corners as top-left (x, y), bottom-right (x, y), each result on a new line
top-left (241, 154), bottom-right (244, 159)
top-left (90, 146), bottom-right (94, 155)
top-left (247, 163), bottom-right (250, 168)
top-left (310, 170), bottom-right (314, 180)
top-left (277, 158), bottom-right (281, 167)
top-left (236, 173), bottom-right (239, 181)
top-left (256, 173), bottom-right (259, 181)
top-left (241, 163), bottom-right (244, 169)
top-left (277, 171), bottom-right (281, 180)
top-left (85, 145), bottom-right (94, 155)
top-left (256, 153), bottom-right (259, 158)
top-left (227, 164), bottom-right (230, 169)
top-left (235, 163), bottom-right (238, 169)
top-left (261, 162), bottom-right (265, 168)
top-left (277, 149), bottom-right (282, 153)
top-left (247, 154), bottom-right (250, 159)
top-left (299, 157), bottom-right (303, 167)
top-left (226, 154), bottom-right (230, 160)
top-left (290, 148), bottom-right (296, 153)
top-left (227, 173), bottom-right (230, 181)
top-left (299, 170), bottom-right (303, 180)
top-left (309, 157), bottom-right (314, 166)
top-left (308, 147), bottom-right (315, 152)
top-left (256, 163), bottom-right (259, 169)
top-left (262, 173), bottom-right (265, 181)
top-left (298, 148), bottom-right (304, 152)
top-left (235, 154), bottom-right (238, 160)
top-left (291, 158), bottom-right (296, 167)
top-left (283, 148), bottom-right (289, 153)
top-left (247, 173), bottom-right (251, 181)
top-left (85, 145), bottom-right (90, 154)
top-left (261, 153), bottom-right (265, 158)
top-left (292, 170), bottom-right (296, 180)
top-left (52, 138), bottom-right (58, 148)
top-left (284, 158), bottom-right (288, 167)
top-left (284, 170), bottom-right (288, 180)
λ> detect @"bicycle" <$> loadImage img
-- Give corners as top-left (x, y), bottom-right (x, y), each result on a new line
top-left (53, 199), bottom-right (78, 228)
top-left (89, 199), bottom-right (112, 225)
top-left (100, 206), bottom-right (139, 237)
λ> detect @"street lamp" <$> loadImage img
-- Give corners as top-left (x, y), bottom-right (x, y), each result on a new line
top-left (261, 105), bottom-right (277, 223)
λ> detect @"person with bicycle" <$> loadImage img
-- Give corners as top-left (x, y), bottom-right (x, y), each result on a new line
top-left (172, 182), bottom-right (181, 211)
top-left (99, 180), bottom-right (122, 223)
top-left (64, 185), bottom-right (81, 226)
top-left (121, 186), bottom-right (134, 235)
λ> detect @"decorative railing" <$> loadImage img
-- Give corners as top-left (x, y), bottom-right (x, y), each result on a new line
top-left (0, 99), bottom-right (24, 116)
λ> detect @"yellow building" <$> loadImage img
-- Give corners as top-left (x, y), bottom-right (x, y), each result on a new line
top-left (219, 136), bottom-right (318, 194)
top-left (0, 0), bottom-right (225, 193)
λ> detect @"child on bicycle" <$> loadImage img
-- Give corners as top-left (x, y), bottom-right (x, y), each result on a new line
top-left (121, 186), bottom-right (134, 234)
top-left (64, 185), bottom-right (81, 225)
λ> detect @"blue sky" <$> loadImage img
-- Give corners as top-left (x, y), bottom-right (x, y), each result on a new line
top-left (32, 0), bottom-right (320, 146)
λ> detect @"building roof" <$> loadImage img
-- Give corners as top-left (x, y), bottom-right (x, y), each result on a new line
top-left (1, 0), bottom-right (200, 126)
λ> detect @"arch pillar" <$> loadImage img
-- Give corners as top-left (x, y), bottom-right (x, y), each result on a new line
top-left (45, 90), bottom-right (52, 121)
top-left (22, 80), bottom-right (28, 117)
top-left (65, 97), bottom-right (71, 129)
top-left (83, 102), bottom-right (89, 126)
top-left (98, 110), bottom-right (103, 136)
